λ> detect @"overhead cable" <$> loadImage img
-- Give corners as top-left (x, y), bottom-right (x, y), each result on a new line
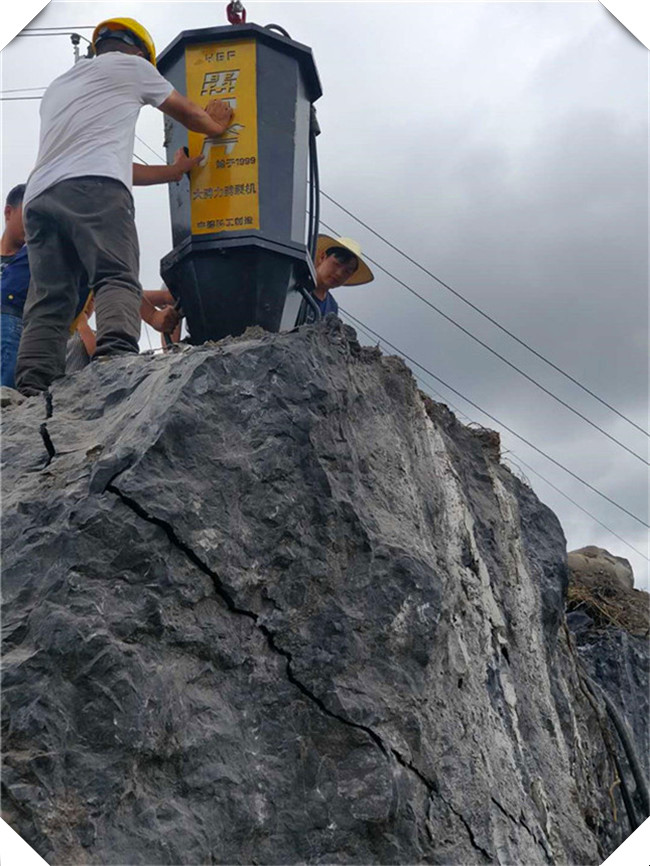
top-left (322, 191), bottom-right (648, 438)
top-left (14, 32), bottom-right (91, 43)
top-left (503, 456), bottom-right (649, 561)
top-left (134, 133), bottom-right (166, 164)
top-left (321, 220), bottom-right (647, 466)
top-left (0, 87), bottom-right (46, 94)
top-left (340, 308), bottom-right (649, 529)
top-left (23, 26), bottom-right (94, 31)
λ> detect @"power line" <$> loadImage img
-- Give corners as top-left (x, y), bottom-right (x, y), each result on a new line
top-left (14, 32), bottom-right (91, 44)
top-left (134, 133), bottom-right (165, 164)
top-left (340, 307), bottom-right (648, 529)
top-left (24, 26), bottom-right (94, 31)
top-left (0, 87), bottom-right (46, 94)
top-left (348, 312), bottom-right (473, 420)
top-left (321, 218), bottom-right (647, 466)
top-left (0, 92), bottom-right (149, 168)
top-left (322, 190), bottom-right (648, 438)
top-left (343, 310), bottom-right (649, 560)
top-left (505, 455), bottom-right (649, 562)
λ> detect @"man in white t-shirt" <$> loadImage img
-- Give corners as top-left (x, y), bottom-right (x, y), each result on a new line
top-left (15, 17), bottom-right (234, 396)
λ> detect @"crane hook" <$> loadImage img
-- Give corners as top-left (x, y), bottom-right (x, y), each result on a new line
top-left (226, 1), bottom-right (246, 25)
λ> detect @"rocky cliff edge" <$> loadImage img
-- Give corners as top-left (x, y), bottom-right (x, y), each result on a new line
top-left (1, 319), bottom-right (646, 864)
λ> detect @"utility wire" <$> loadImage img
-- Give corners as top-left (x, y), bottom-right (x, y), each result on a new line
top-left (24, 26), bottom-right (94, 31)
top-left (0, 87), bottom-right (46, 94)
top-left (322, 219), bottom-right (647, 466)
top-left (322, 191), bottom-right (648, 438)
top-left (506, 455), bottom-right (649, 562)
top-left (342, 311), bottom-right (649, 560)
top-left (340, 308), bottom-right (648, 529)
top-left (0, 96), bottom-right (43, 101)
top-left (14, 32), bottom-right (92, 44)
top-left (348, 312), bottom-right (473, 420)
top-left (134, 133), bottom-right (166, 164)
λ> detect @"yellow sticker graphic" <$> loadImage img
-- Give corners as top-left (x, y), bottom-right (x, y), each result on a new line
top-left (185, 40), bottom-right (260, 234)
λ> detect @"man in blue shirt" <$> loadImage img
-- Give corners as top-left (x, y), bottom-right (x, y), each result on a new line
top-left (309, 235), bottom-right (374, 320)
top-left (0, 185), bottom-right (29, 388)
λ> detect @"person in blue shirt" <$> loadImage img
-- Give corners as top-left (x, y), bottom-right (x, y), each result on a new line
top-left (0, 185), bottom-right (29, 388)
top-left (310, 235), bottom-right (374, 319)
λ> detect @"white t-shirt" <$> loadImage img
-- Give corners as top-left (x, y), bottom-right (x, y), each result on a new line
top-left (24, 54), bottom-right (174, 206)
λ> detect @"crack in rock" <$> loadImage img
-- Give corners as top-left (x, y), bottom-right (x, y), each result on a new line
top-left (442, 795), bottom-right (494, 862)
top-left (39, 423), bottom-right (56, 465)
top-left (490, 795), bottom-right (552, 861)
top-left (106, 483), bottom-right (390, 750)
top-left (105, 481), bottom-right (503, 861)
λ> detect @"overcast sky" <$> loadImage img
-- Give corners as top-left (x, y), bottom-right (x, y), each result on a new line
top-left (1, 1), bottom-right (648, 587)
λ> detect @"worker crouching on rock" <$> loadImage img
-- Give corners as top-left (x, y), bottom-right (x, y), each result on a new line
top-left (306, 235), bottom-right (374, 321)
top-left (15, 17), bottom-right (234, 396)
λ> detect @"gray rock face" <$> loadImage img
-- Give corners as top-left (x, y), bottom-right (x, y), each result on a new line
top-left (566, 552), bottom-right (650, 820)
top-left (0, 320), bottom-right (640, 863)
top-left (574, 627), bottom-right (649, 778)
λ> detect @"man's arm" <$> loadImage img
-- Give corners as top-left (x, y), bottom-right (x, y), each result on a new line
top-left (140, 293), bottom-right (180, 334)
top-left (158, 90), bottom-right (233, 137)
top-left (133, 147), bottom-right (204, 186)
top-left (143, 288), bottom-right (175, 307)
top-left (76, 314), bottom-right (97, 357)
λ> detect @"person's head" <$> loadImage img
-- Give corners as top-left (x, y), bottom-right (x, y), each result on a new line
top-left (92, 18), bottom-right (156, 66)
top-left (316, 246), bottom-right (359, 291)
top-left (3, 184), bottom-right (26, 247)
top-left (314, 235), bottom-right (374, 292)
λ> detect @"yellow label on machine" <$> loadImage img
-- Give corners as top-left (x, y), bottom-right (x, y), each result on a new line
top-left (185, 39), bottom-right (260, 234)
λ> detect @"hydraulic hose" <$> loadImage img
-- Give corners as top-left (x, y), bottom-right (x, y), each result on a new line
top-left (308, 105), bottom-right (321, 262)
top-left (295, 282), bottom-right (321, 321)
top-left (585, 675), bottom-right (650, 819)
top-left (264, 23), bottom-right (292, 39)
top-left (307, 135), bottom-right (315, 255)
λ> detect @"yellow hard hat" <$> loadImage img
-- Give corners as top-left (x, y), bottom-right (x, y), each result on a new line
top-left (92, 18), bottom-right (156, 66)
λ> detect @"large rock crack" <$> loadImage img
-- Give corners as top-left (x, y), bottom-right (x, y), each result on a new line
top-left (106, 479), bottom-right (494, 861)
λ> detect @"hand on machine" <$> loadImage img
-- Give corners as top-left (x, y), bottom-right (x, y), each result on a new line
top-left (178, 99), bottom-right (234, 178)
top-left (204, 98), bottom-right (234, 134)
top-left (151, 304), bottom-right (181, 334)
top-left (169, 146), bottom-right (204, 180)
top-left (141, 289), bottom-right (181, 336)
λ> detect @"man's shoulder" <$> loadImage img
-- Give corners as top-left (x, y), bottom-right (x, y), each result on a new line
top-left (97, 53), bottom-right (166, 81)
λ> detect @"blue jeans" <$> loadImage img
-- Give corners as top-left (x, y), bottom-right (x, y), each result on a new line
top-left (1, 312), bottom-right (23, 389)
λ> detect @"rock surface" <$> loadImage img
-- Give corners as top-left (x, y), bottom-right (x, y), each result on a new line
top-left (568, 546), bottom-right (635, 592)
top-left (1, 319), bottom-right (645, 864)
top-left (566, 549), bottom-right (650, 818)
